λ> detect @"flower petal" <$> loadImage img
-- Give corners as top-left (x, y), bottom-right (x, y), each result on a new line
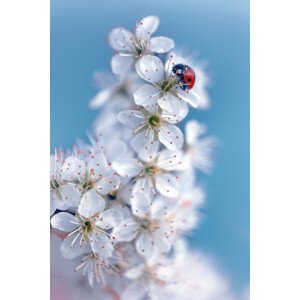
top-left (112, 219), bottom-right (139, 242)
top-left (89, 233), bottom-right (113, 259)
top-left (78, 190), bottom-right (105, 218)
top-left (161, 101), bottom-right (188, 124)
top-left (149, 36), bottom-right (174, 53)
top-left (177, 88), bottom-right (201, 107)
top-left (137, 140), bottom-right (160, 162)
top-left (111, 54), bottom-right (134, 75)
top-left (89, 88), bottom-right (112, 109)
top-left (133, 177), bottom-right (152, 195)
top-left (133, 84), bottom-right (160, 107)
top-left (105, 139), bottom-right (128, 163)
top-left (117, 110), bottom-right (145, 129)
top-left (95, 175), bottom-right (120, 195)
top-left (87, 153), bottom-right (111, 179)
top-left (156, 149), bottom-right (183, 171)
top-left (153, 230), bottom-right (171, 253)
top-left (155, 173), bottom-right (178, 198)
top-left (59, 184), bottom-right (81, 207)
top-left (130, 130), bottom-right (155, 153)
top-left (157, 93), bottom-right (181, 115)
top-left (108, 27), bottom-right (135, 52)
top-left (150, 196), bottom-right (175, 218)
top-left (135, 232), bottom-right (155, 259)
top-left (135, 55), bottom-right (164, 84)
top-left (158, 124), bottom-right (184, 150)
top-left (131, 192), bottom-right (151, 218)
top-left (136, 15), bottom-right (159, 41)
top-left (96, 209), bottom-right (123, 229)
top-left (185, 120), bottom-right (207, 145)
top-left (51, 212), bottom-right (78, 232)
top-left (61, 156), bottom-right (85, 181)
top-left (112, 158), bottom-right (142, 178)
top-left (61, 234), bottom-right (88, 259)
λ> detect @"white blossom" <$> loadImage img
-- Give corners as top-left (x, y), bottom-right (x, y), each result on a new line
top-left (51, 190), bottom-right (123, 259)
top-left (74, 153), bottom-right (121, 195)
top-left (117, 105), bottom-right (187, 151)
top-left (183, 120), bottom-right (217, 174)
top-left (89, 71), bottom-right (141, 110)
top-left (75, 252), bottom-right (119, 287)
top-left (134, 55), bottom-right (202, 114)
top-left (112, 192), bottom-right (173, 261)
top-left (109, 15), bottom-right (174, 74)
top-left (112, 141), bottom-right (183, 198)
top-left (50, 151), bottom-right (82, 214)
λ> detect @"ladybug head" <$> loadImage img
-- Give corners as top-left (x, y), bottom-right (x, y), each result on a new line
top-left (172, 64), bottom-right (196, 90)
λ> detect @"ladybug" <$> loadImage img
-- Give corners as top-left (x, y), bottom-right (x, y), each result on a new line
top-left (172, 63), bottom-right (196, 91)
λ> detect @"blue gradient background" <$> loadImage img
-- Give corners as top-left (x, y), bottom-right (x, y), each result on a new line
top-left (51, 0), bottom-right (249, 295)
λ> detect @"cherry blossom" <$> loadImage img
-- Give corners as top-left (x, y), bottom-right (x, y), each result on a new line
top-left (109, 16), bottom-right (174, 74)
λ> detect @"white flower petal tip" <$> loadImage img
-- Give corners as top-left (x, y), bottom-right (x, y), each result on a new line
top-left (135, 55), bottom-right (164, 83)
top-left (149, 36), bottom-right (175, 53)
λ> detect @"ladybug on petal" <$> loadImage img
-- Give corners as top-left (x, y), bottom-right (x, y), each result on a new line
top-left (172, 63), bottom-right (196, 91)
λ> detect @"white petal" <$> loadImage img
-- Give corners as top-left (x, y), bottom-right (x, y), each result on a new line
top-left (135, 55), bottom-right (164, 84)
top-left (117, 110), bottom-right (145, 129)
top-left (157, 93), bottom-right (181, 115)
top-left (95, 175), bottom-right (120, 195)
top-left (59, 184), bottom-right (81, 207)
top-left (106, 140), bottom-right (128, 163)
top-left (61, 156), bottom-right (85, 181)
top-left (161, 101), bottom-right (188, 124)
top-left (137, 140), bottom-right (160, 162)
top-left (90, 233), bottom-right (113, 258)
top-left (131, 192), bottom-right (151, 218)
top-left (155, 173), bottom-right (178, 198)
top-left (177, 88), bottom-right (201, 107)
top-left (153, 231), bottom-right (171, 253)
top-left (96, 209), bottom-right (123, 229)
top-left (111, 54), bottom-right (134, 75)
top-left (156, 149), bottom-right (183, 171)
top-left (112, 158), bottom-right (142, 178)
top-left (108, 27), bottom-right (135, 52)
top-left (135, 232), bottom-right (154, 259)
top-left (112, 219), bottom-right (139, 242)
top-left (61, 234), bottom-right (88, 259)
top-left (133, 177), bottom-right (152, 195)
top-left (78, 190), bottom-right (105, 218)
top-left (89, 88), bottom-right (112, 109)
top-left (149, 36), bottom-right (174, 53)
top-left (136, 15), bottom-right (159, 41)
top-left (150, 197), bottom-right (173, 219)
top-left (133, 84), bottom-right (160, 107)
top-left (87, 153), bottom-right (110, 179)
top-left (51, 190), bottom-right (69, 211)
top-left (130, 130), bottom-right (155, 153)
top-left (158, 124), bottom-right (184, 150)
top-left (192, 138), bottom-right (217, 174)
top-left (185, 120), bottom-right (207, 145)
top-left (51, 212), bottom-right (78, 232)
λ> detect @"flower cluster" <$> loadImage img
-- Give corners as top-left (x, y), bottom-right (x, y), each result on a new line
top-left (51, 15), bottom-right (216, 299)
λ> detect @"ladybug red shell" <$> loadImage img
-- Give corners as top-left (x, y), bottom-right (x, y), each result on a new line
top-left (172, 63), bottom-right (196, 91)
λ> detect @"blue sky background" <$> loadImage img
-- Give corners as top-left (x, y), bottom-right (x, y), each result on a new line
top-left (51, 0), bottom-right (249, 295)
